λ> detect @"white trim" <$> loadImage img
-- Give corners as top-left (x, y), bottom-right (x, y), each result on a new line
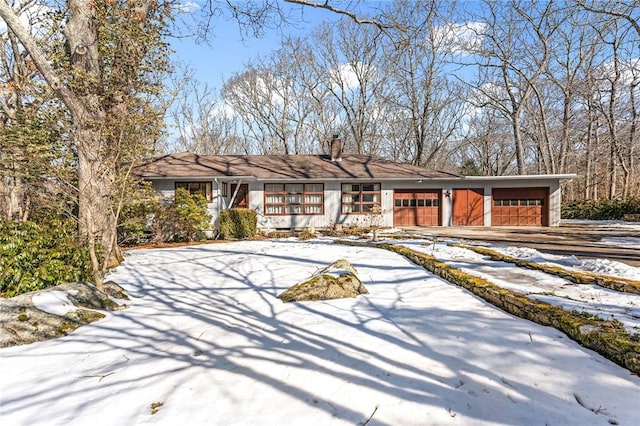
top-left (461, 174), bottom-right (577, 181)
top-left (144, 174), bottom-right (576, 183)
top-left (144, 176), bottom-right (257, 181)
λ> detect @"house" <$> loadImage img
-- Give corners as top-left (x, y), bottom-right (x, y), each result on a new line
top-left (133, 150), bottom-right (575, 232)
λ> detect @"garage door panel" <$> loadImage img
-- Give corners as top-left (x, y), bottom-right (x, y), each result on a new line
top-left (394, 189), bottom-right (440, 226)
top-left (491, 187), bottom-right (548, 226)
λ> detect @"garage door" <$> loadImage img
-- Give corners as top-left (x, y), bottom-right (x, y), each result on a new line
top-left (492, 188), bottom-right (548, 226)
top-left (453, 188), bottom-right (484, 226)
top-left (394, 189), bottom-right (440, 226)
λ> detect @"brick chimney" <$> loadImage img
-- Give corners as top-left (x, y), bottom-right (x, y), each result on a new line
top-left (330, 134), bottom-right (342, 162)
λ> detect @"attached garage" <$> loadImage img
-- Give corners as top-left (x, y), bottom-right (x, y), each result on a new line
top-left (393, 189), bottom-right (441, 226)
top-left (492, 187), bottom-right (549, 226)
top-left (452, 188), bottom-right (484, 226)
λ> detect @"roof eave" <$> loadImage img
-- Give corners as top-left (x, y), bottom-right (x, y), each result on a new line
top-left (461, 174), bottom-right (577, 181)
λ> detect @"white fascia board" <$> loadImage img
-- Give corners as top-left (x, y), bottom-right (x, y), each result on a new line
top-left (144, 176), bottom-right (257, 181)
top-left (143, 174), bottom-right (576, 182)
top-left (250, 177), bottom-right (462, 182)
top-left (460, 174), bottom-right (577, 181)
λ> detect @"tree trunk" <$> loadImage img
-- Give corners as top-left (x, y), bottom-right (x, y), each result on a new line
top-left (512, 113), bottom-right (526, 175)
top-left (585, 117), bottom-right (594, 199)
top-left (608, 141), bottom-right (617, 199)
top-left (76, 124), bottom-right (121, 291)
top-left (0, 173), bottom-right (23, 220)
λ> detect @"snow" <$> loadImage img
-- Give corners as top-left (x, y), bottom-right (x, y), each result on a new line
top-left (1, 238), bottom-right (640, 425)
top-left (560, 219), bottom-right (640, 248)
top-left (600, 237), bottom-right (640, 249)
top-left (561, 219), bottom-right (640, 227)
top-left (484, 246), bottom-right (640, 281)
top-left (32, 290), bottom-right (79, 316)
top-left (399, 241), bottom-right (640, 335)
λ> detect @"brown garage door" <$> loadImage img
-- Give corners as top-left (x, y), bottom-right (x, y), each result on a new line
top-left (453, 188), bottom-right (484, 226)
top-left (394, 189), bottom-right (440, 226)
top-left (492, 187), bottom-right (548, 226)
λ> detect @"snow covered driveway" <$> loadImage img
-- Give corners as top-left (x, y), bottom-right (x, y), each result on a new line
top-left (1, 239), bottom-right (639, 425)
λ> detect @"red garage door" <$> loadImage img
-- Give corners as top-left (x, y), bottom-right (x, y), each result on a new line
top-left (394, 189), bottom-right (440, 226)
top-left (492, 187), bottom-right (548, 226)
top-left (453, 188), bottom-right (484, 226)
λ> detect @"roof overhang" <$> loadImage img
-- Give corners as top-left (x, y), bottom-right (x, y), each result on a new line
top-left (142, 175), bottom-right (258, 181)
top-left (139, 173), bottom-right (576, 182)
top-left (460, 174), bottom-right (577, 181)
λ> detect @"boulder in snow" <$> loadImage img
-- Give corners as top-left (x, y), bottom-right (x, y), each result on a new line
top-left (278, 259), bottom-right (368, 303)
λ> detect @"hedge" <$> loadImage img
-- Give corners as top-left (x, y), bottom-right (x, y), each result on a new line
top-left (218, 208), bottom-right (257, 239)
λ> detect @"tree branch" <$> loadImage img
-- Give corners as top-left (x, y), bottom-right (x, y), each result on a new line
top-left (0, 0), bottom-right (85, 118)
top-left (284, 0), bottom-right (388, 30)
top-left (577, 0), bottom-right (640, 39)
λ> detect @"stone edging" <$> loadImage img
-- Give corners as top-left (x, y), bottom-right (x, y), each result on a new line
top-left (337, 240), bottom-right (640, 374)
top-left (456, 244), bottom-right (640, 295)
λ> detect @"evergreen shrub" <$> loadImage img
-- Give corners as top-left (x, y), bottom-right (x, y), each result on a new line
top-left (0, 218), bottom-right (92, 297)
top-left (562, 198), bottom-right (640, 220)
top-left (118, 182), bottom-right (162, 245)
top-left (218, 208), bottom-right (257, 239)
top-left (152, 188), bottom-right (212, 242)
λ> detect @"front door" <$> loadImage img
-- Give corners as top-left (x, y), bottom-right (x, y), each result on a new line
top-left (230, 184), bottom-right (249, 208)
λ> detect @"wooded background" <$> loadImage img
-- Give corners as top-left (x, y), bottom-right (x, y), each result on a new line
top-left (169, 1), bottom-right (640, 204)
top-left (0, 1), bottom-right (638, 282)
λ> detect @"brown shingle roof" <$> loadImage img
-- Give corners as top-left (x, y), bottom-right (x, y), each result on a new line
top-left (133, 152), bottom-right (459, 180)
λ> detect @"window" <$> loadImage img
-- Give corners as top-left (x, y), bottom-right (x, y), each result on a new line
top-left (341, 183), bottom-right (381, 214)
top-left (221, 182), bottom-right (228, 197)
top-left (494, 198), bottom-right (544, 206)
top-left (175, 181), bottom-right (212, 202)
top-left (264, 183), bottom-right (324, 215)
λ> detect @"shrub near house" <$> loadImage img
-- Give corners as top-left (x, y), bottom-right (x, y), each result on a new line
top-left (119, 187), bottom-right (212, 244)
top-left (218, 208), bottom-right (257, 240)
top-left (152, 188), bottom-right (212, 243)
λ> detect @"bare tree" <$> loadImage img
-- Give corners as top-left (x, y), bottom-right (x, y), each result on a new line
top-left (311, 19), bottom-right (389, 155)
top-left (167, 68), bottom-right (246, 154)
top-left (577, 0), bottom-right (640, 39)
top-left (534, 5), bottom-right (598, 175)
top-left (222, 55), bottom-right (305, 155)
top-left (382, 0), bottom-right (465, 166)
top-left (0, 1), bottom-right (57, 221)
top-left (465, 0), bottom-right (560, 174)
top-left (459, 109), bottom-right (518, 176)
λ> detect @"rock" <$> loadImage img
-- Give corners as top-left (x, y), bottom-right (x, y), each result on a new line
top-left (278, 259), bottom-right (368, 303)
top-left (0, 282), bottom-right (127, 348)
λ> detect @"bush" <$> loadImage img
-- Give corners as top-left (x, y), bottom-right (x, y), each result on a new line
top-left (151, 188), bottom-right (212, 242)
top-left (117, 182), bottom-right (162, 245)
top-left (218, 208), bottom-right (257, 239)
top-left (0, 218), bottom-right (92, 297)
top-left (562, 198), bottom-right (640, 220)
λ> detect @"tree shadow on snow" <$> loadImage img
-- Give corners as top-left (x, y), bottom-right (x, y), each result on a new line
top-left (0, 240), bottom-right (634, 425)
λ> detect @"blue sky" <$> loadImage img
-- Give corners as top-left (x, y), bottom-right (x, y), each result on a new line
top-left (169, 2), bottom-right (348, 90)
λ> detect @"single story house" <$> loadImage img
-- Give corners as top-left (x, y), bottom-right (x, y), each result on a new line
top-left (133, 150), bottom-right (575, 231)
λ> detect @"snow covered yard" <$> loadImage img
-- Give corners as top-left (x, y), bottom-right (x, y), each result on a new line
top-left (1, 239), bottom-right (639, 425)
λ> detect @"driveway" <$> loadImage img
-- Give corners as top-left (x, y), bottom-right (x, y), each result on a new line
top-left (403, 224), bottom-right (640, 267)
